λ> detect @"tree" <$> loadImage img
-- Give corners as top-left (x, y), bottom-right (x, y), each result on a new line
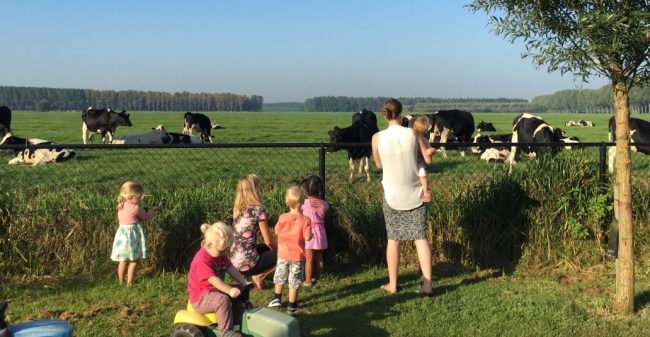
top-left (469, 1), bottom-right (650, 314)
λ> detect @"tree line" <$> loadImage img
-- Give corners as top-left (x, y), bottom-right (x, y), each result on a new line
top-left (0, 86), bottom-right (263, 112)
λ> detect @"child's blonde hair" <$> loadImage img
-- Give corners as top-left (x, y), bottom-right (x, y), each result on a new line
top-left (233, 174), bottom-right (263, 219)
top-left (285, 186), bottom-right (305, 209)
top-left (412, 116), bottom-right (431, 134)
top-left (116, 181), bottom-right (145, 210)
top-left (200, 221), bottom-right (234, 253)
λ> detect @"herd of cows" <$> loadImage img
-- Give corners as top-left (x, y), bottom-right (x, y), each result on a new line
top-left (0, 105), bottom-right (648, 173)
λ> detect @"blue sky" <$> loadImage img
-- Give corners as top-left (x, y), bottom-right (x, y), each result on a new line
top-left (0, 1), bottom-right (609, 103)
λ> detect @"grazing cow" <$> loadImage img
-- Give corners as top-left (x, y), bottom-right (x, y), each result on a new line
top-left (183, 112), bottom-right (218, 143)
top-left (607, 116), bottom-right (650, 173)
top-left (82, 107), bottom-right (132, 144)
top-left (1, 133), bottom-right (75, 165)
top-left (508, 113), bottom-right (561, 170)
top-left (476, 120), bottom-right (496, 132)
top-left (429, 110), bottom-right (475, 158)
top-left (153, 125), bottom-right (202, 144)
top-left (0, 106), bottom-right (10, 138)
top-left (327, 109), bottom-right (379, 182)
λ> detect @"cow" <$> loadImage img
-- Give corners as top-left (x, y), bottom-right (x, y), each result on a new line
top-left (508, 113), bottom-right (561, 171)
top-left (112, 132), bottom-right (166, 145)
top-left (476, 120), bottom-right (496, 132)
top-left (607, 116), bottom-right (650, 173)
top-left (152, 125), bottom-right (202, 144)
top-left (82, 107), bottom-right (132, 144)
top-left (566, 119), bottom-right (594, 127)
top-left (1, 133), bottom-right (75, 165)
top-left (471, 133), bottom-right (512, 155)
top-left (429, 110), bottom-right (475, 158)
top-left (480, 147), bottom-right (511, 163)
top-left (0, 106), bottom-right (10, 139)
top-left (183, 112), bottom-right (218, 143)
top-left (552, 128), bottom-right (581, 150)
top-left (327, 109), bottom-right (379, 182)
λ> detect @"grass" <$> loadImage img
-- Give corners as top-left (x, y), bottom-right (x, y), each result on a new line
top-left (4, 264), bottom-right (650, 337)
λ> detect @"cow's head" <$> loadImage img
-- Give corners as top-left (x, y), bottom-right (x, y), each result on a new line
top-left (117, 110), bottom-right (133, 127)
top-left (326, 126), bottom-right (344, 153)
top-left (152, 124), bottom-right (171, 143)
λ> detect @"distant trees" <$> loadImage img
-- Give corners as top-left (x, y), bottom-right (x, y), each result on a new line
top-left (0, 86), bottom-right (263, 112)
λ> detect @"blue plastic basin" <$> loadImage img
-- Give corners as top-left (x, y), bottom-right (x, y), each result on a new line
top-left (11, 320), bottom-right (72, 337)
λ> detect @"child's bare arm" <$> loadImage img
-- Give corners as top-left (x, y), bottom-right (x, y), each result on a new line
top-left (208, 275), bottom-right (241, 298)
top-left (417, 134), bottom-right (433, 165)
top-left (304, 222), bottom-right (313, 241)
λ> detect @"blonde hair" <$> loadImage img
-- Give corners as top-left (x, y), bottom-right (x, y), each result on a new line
top-left (412, 116), bottom-right (431, 134)
top-left (233, 174), bottom-right (263, 220)
top-left (200, 221), bottom-right (234, 253)
top-left (285, 186), bottom-right (305, 209)
top-left (116, 181), bottom-right (145, 210)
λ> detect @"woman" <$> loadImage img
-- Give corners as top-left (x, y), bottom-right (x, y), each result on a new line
top-left (371, 98), bottom-right (434, 296)
top-left (230, 174), bottom-right (277, 290)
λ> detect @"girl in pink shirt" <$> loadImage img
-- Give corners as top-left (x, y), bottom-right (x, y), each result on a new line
top-left (110, 181), bottom-right (161, 286)
top-left (188, 222), bottom-right (249, 337)
top-left (300, 175), bottom-right (329, 286)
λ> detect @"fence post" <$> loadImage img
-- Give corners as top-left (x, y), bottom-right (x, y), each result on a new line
top-left (599, 142), bottom-right (608, 186)
top-left (319, 142), bottom-right (326, 199)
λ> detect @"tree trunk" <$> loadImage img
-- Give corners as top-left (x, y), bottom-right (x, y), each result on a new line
top-left (612, 79), bottom-right (634, 314)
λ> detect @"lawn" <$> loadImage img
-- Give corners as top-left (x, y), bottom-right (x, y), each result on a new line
top-left (4, 263), bottom-right (650, 337)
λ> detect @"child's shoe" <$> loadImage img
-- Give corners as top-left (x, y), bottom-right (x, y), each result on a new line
top-left (267, 298), bottom-right (281, 307)
top-left (287, 303), bottom-right (299, 314)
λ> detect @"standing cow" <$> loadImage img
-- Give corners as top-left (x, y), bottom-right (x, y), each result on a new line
top-left (607, 116), bottom-right (650, 173)
top-left (82, 107), bottom-right (132, 144)
top-left (0, 106), bottom-right (10, 139)
top-left (508, 113), bottom-right (560, 171)
top-left (429, 110), bottom-right (475, 158)
top-left (327, 109), bottom-right (379, 182)
top-left (183, 112), bottom-right (218, 143)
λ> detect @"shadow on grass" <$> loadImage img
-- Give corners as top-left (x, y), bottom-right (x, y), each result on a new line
top-left (635, 290), bottom-right (650, 311)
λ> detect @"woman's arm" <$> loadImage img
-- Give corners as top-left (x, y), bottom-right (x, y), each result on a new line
top-left (371, 133), bottom-right (382, 169)
top-left (259, 219), bottom-right (277, 250)
top-left (226, 265), bottom-right (249, 286)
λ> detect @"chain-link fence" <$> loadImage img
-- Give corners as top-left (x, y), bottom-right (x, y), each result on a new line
top-left (2, 141), bottom-right (650, 275)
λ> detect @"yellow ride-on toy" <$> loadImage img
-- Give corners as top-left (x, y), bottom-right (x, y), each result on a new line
top-left (170, 285), bottom-right (301, 337)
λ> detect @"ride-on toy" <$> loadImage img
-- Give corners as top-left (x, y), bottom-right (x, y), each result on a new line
top-left (170, 285), bottom-right (300, 337)
top-left (0, 300), bottom-right (72, 337)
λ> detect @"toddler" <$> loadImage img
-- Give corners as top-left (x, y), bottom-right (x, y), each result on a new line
top-left (267, 186), bottom-right (312, 313)
top-left (411, 116), bottom-right (435, 202)
top-left (300, 175), bottom-right (329, 286)
top-left (188, 222), bottom-right (249, 337)
top-left (110, 181), bottom-right (161, 286)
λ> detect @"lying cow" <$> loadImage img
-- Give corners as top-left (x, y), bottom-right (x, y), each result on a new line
top-left (112, 131), bottom-right (166, 145)
top-left (82, 107), bottom-right (132, 144)
top-left (327, 109), bottom-right (379, 182)
top-left (476, 120), bottom-right (496, 132)
top-left (553, 128), bottom-right (581, 150)
top-left (471, 133), bottom-right (512, 155)
top-left (508, 113), bottom-right (560, 171)
top-left (1, 133), bottom-right (75, 165)
top-left (607, 116), bottom-right (650, 173)
top-left (153, 125), bottom-right (202, 144)
top-left (183, 112), bottom-right (218, 143)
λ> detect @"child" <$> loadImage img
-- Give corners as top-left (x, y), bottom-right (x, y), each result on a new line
top-left (300, 175), bottom-right (329, 286)
top-left (187, 222), bottom-right (248, 337)
top-left (188, 222), bottom-right (249, 337)
top-left (267, 186), bottom-right (312, 313)
top-left (230, 174), bottom-right (277, 290)
top-left (411, 116), bottom-right (436, 202)
top-left (110, 181), bottom-right (161, 286)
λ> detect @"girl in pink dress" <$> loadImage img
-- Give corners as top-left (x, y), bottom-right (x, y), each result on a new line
top-left (300, 175), bottom-right (329, 286)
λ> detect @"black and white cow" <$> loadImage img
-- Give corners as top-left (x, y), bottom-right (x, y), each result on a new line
top-left (153, 125), bottom-right (203, 144)
top-left (476, 120), bottom-right (496, 132)
top-left (82, 107), bottom-right (132, 144)
top-left (183, 112), bottom-right (219, 143)
top-left (0, 106), bottom-right (10, 138)
top-left (1, 133), bottom-right (75, 165)
top-left (328, 109), bottom-right (379, 182)
top-left (429, 110), bottom-right (475, 158)
top-left (508, 113), bottom-right (561, 170)
top-left (607, 116), bottom-right (650, 173)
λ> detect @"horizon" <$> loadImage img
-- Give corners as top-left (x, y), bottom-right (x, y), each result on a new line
top-left (1, 1), bottom-right (609, 103)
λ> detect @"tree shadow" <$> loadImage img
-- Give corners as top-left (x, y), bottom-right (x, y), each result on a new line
top-left (635, 290), bottom-right (650, 311)
top-left (456, 177), bottom-right (539, 273)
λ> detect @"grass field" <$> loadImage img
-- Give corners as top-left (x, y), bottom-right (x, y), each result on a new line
top-left (4, 111), bottom-right (650, 336)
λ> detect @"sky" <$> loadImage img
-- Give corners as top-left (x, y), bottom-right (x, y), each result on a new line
top-left (0, 1), bottom-right (610, 103)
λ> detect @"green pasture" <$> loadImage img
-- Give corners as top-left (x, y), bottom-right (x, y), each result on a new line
top-left (7, 110), bottom-right (647, 144)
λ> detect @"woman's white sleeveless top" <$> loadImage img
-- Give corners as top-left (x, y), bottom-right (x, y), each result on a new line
top-left (377, 124), bottom-right (423, 210)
